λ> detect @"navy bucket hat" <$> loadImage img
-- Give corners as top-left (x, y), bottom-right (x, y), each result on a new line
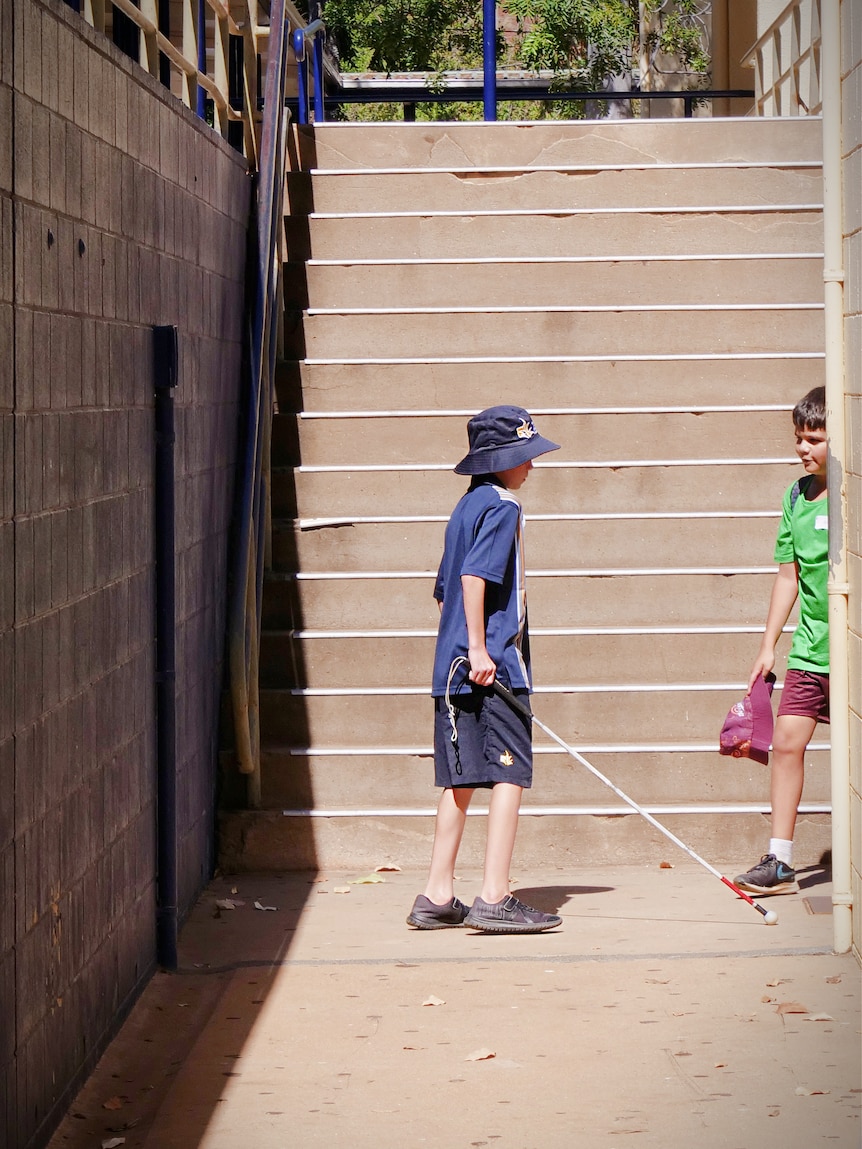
top-left (454, 405), bottom-right (561, 476)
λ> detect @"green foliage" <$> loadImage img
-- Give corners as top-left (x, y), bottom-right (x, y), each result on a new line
top-left (322, 0), bottom-right (486, 73)
top-left (507, 0), bottom-right (635, 88)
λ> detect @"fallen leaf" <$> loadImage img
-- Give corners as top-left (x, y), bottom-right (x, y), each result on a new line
top-left (766, 979), bottom-right (789, 987)
top-left (215, 899), bottom-right (242, 910)
top-left (776, 1001), bottom-right (809, 1015)
top-left (825, 975), bottom-right (842, 984)
top-left (794, 1086), bottom-right (830, 1096)
top-left (230, 887), bottom-right (238, 894)
top-left (803, 1013), bottom-right (835, 1022)
top-left (333, 887), bottom-right (351, 895)
top-left (465, 1048), bottom-right (496, 1062)
top-left (761, 995), bottom-right (776, 1003)
top-left (402, 1045), bottom-right (424, 1050)
top-left (714, 1062), bottom-right (727, 1068)
top-left (422, 995), bottom-right (445, 1007)
top-left (102, 1139), bottom-right (126, 1149)
top-left (253, 901), bottom-right (277, 911)
top-left (102, 1098), bottom-right (124, 1111)
top-left (348, 874), bottom-right (385, 885)
top-left (375, 864), bottom-right (402, 872)
top-left (659, 861), bottom-right (674, 869)
top-left (645, 978), bottom-right (669, 985)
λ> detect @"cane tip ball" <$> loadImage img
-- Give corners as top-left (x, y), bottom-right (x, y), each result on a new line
top-left (763, 910), bottom-right (779, 926)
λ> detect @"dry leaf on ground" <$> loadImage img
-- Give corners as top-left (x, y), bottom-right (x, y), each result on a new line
top-left (102, 1098), bottom-right (124, 1111)
top-left (333, 886), bottom-right (351, 894)
top-left (102, 1139), bottom-right (126, 1149)
top-left (465, 1048), bottom-right (496, 1062)
top-left (795, 1086), bottom-right (830, 1096)
top-left (776, 1001), bottom-right (809, 1014)
top-left (825, 975), bottom-right (842, 984)
top-left (422, 995), bottom-right (445, 1007)
top-left (375, 864), bottom-right (402, 872)
top-left (803, 1013), bottom-right (835, 1022)
top-left (215, 899), bottom-right (242, 910)
top-left (659, 861), bottom-right (673, 869)
top-left (254, 901), bottom-right (277, 911)
top-left (766, 978), bottom-right (790, 987)
top-left (349, 874), bottom-right (386, 885)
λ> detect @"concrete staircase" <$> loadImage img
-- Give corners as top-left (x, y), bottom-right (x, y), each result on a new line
top-left (220, 117), bottom-right (830, 873)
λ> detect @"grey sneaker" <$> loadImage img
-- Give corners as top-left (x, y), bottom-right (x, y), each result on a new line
top-left (464, 894), bottom-right (562, 934)
top-left (734, 854), bottom-right (798, 895)
top-left (406, 895), bottom-right (469, 929)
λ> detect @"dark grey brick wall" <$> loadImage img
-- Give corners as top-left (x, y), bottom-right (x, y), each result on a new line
top-left (1, 1), bottom-right (251, 1145)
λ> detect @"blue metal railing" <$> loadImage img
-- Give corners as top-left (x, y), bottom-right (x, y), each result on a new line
top-left (293, 19), bottom-right (327, 124)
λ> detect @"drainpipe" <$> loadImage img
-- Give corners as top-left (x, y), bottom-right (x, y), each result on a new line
top-left (153, 325), bottom-right (179, 970)
top-left (820, 0), bottom-right (852, 954)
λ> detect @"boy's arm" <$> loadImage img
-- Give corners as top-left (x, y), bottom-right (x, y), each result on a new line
top-left (461, 573), bottom-right (496, 685)
top-left (747, 562), bottom-right (799, 692)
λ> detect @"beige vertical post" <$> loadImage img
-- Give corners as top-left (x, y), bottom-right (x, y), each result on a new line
top-left (212, 9), bottom-right (230, 135)
top-left (182, 0), bottom-right (199, 109)
top-left (712, 0), bottom-right (730, 117)
top-left (821, 0), bottom-right (853, 954)
top-left (84, 0), bottom-right (106, 35)
top-left (139, 0), bottom-right (161, 78)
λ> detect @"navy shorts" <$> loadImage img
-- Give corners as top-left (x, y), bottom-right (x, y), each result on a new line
top-left (777, 668), bottom-right (830, 724)
top-left (433, 688), bottom-right (533, 789)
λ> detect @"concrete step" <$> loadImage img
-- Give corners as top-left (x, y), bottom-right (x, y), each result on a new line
top-left (258, 630), bottom-right (779, 690)
top-left (300, 306), bottom-right (823, 361)
top-left (287, 164), bottom-right (822, 215)
top-left (273, 460), bottom-right (800, 520)
top-left (256, 687), bottom-right (812, 750)
top-left (279, 408), bottom-right (797, 471)
top-left (290, 207), bottom-right (823, 261)
top-left (294, 118), bottom-right (822, 171)
top-left (218, 807), bottom-right (832, 870)
top-left (271, 513), bottom-right (780, 574)
top-left (296, 255), bottom-right (823, 311)
top-left (259, 747), bottom-right (830, 809)
top-left (260, 571), bottom-right (775, 631)
top-left (277, 358), bottom-right (825, 415)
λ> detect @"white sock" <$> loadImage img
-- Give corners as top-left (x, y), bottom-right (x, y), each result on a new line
top-left (769, 838), bottom-right (794, 867)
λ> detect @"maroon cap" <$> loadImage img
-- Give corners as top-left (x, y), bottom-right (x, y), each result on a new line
top-left (719, 673), bottom-right (776, 766)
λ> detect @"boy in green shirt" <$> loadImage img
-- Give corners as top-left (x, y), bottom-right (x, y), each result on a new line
top-left (735, 386), bottom-right (829, 895)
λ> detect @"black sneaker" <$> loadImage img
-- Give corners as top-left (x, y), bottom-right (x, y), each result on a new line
top-left (464, 894), bottom-right (562, 934)
top-left (406, 895), bottom-right (469, 929)
top-left (734, 854), bottom-right (798, 895)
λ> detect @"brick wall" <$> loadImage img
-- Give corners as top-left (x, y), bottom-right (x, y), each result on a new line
top-left (0, 1), bottom-right (251, 1145)
top-left (843, 0), bottom-right (862, 960)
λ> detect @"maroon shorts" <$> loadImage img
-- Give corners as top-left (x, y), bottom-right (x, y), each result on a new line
top-left (777, 668), bottom-right (830, 724)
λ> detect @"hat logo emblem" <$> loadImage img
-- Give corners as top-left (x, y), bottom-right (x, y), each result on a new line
top-left (499, 748), bottom-right (514, 767)
top-left (515, 419), bottom-right (536, 440)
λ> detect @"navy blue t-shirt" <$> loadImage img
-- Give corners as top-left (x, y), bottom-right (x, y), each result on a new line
top-left (431, 478), bottom-right (530, 697)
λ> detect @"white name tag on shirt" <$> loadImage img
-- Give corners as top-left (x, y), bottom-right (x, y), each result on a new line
top-left (815, 515), bottom-right (828, 531)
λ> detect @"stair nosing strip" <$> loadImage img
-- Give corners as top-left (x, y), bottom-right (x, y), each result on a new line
top-left (306, 160), bottom-right (823, 177)
top-left (302, 352), bottom-right (825, 365)
top-left (265, 625), bottom-right (791, 638)
top-left (305, 302), bottom-right (825, 316)
top-left (294, 456), bottom-right (798, 473)
top-left (306, 251), bottom-right (826, 266)
top-left (285, 565), bottom-right (777, 580)
top-left (308, 202), bottom-right (823, 219)
top-left (277, 803), bottom-right (831, 817)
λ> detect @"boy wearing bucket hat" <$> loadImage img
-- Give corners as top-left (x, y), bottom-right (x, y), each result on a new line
top-left (734, 386), bottom-right (829, 896)
top-left (407, 406), bottom-right (563, 933)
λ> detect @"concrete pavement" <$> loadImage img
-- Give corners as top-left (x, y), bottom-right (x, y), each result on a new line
top-left (47, 860), bottom-right (860, 1149)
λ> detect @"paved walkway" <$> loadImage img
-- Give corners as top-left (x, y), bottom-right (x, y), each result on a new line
top-left (48, 862), bottom-right (859, 1149)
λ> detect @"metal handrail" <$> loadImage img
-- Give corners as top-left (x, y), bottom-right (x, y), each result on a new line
top-left (227, 0), bottom-right (293, 804)
top-left (293, 18), bottom-right (327, 124)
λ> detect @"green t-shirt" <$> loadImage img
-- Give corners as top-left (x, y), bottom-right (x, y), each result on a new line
top-left (773, 479), bottom-right (829, 673)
